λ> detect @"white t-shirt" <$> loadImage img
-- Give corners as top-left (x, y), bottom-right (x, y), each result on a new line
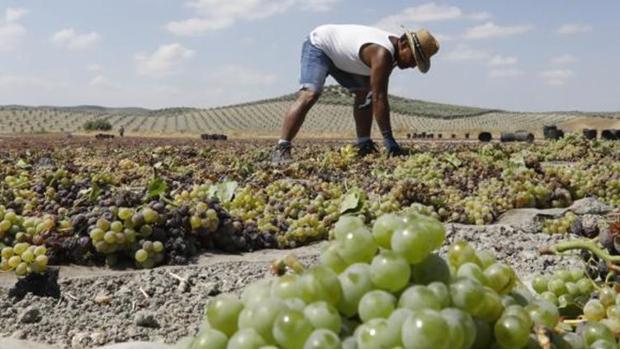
top-left (310, 24), bottom-right (397, 76)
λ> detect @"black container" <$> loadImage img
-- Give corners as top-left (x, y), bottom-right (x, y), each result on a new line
top-left (478, 132), bottom-right (492, 142)
top-left (583, 129), bottom-right (597, 140)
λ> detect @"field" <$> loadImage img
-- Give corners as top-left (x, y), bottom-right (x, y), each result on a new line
top-left (1, 86), bottom-right (619, 139)
top-left (1, 132), bottom-right (620, 348)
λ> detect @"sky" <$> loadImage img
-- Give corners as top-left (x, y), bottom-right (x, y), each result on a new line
top-left (0, 0), bottom-right (618, 111)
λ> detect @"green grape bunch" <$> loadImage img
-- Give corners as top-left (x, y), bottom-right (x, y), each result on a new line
top-left (177, 211), bottom-right (619, 349)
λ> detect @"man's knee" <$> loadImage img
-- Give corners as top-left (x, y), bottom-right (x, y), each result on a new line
top-left (298, 89), bottom-right (321, 106)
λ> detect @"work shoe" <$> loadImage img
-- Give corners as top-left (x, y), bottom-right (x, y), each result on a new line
top-left (387, 144), bottom-right (408, 157)
top-left (271, 143), bottom-right (293, 164)
top-left (355, 140), bottom-right (379, 157)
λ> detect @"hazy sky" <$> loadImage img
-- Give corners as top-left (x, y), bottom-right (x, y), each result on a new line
top-left (0, 0), bottom-right (618, 111)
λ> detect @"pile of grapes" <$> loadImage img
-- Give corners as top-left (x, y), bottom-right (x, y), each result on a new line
top-left (179, 212), bottom-right (620, 349)
top-left (1, 135), bottom-right (619, 276)
top-left (542, 212), bottom-right (580, 235)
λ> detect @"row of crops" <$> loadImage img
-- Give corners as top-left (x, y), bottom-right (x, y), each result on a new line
top-left (2, 87), bottom-right (616, 135)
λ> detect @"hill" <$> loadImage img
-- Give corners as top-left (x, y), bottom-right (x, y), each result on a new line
top-left (0, 86), bottom-right (618, 137)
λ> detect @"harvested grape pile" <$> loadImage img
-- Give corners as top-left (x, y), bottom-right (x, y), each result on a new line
top-left (0, 134), bottom-right (619, 277)
top-left (171, 211), bottom-right (619, 349)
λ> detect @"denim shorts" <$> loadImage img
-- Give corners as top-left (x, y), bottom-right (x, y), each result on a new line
top-left (299, 38), bottom-right (370, 93)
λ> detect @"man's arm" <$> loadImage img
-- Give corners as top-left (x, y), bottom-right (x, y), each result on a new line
top-left (369, 49), bottom-right (401, 153)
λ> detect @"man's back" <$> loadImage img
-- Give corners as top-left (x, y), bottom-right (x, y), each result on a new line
top-left (310, 24), bottom-right (397, 76)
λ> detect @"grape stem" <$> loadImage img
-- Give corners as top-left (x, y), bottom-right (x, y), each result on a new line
top-left (541, 238), bottom-right (620, 263)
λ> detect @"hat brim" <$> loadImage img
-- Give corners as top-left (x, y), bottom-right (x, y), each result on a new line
top-left (405, 31), bottom-right (431, 74)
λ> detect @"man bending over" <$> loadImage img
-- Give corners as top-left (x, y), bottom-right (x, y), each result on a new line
top-left (272, 24), bottom-right (439, 164)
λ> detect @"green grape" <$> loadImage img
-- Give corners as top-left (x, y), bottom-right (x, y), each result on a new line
top-left (333, 215), bottom-right (365, 241)
top-left (96, 218), bottom-right (110, 231)
top-left (476, 250), bottom-right (496, 269)
top-left (540, 291), bottom-right (558, 306)
top-left (372, 213), bottom-right (405, 249)
top-left (242, 279), bottom-right (273, 308)
top-left (474, 287), bottom-right (504, 322)
top-left (153, 241), bottom-right (164, 253)
top-left (298, 266), bottom-right (341, 306)
top-left (560, 332), bottom-right (585, 349)
top-left (358, 290), bottom-right (396, 322)
top-left (391, 224), bottom-right (432, 264)
top-left (341, 337), bottom-right (357, 349)
top-left (8, 255), bottom-right (21, 268)
top-left (356, 318), bottom-right (399, 349)
top-left (14, 262), bottom-right (28, 276)
top-left (110, 221), bottom-right (123, 233)
top-left (387, 308), bottom-right (414, 342)
top-left (584, 299), bottom-right (606, 321)
top-left (547, 278), bottom-right (567, 296)
top-left (525, 299), bottom-right (559, 328)
top-left (20, 250), bottom-right (34, 263)
top-left (401, 310), bottom-right (450, 349)
top-left (135, 249), bottom-right (148, 263)
top-left (271, 274), bottom-right (300, 299)
top-left (483, 263), bottom-right (516, 295)
top-left (370, 251), bottom-right (411, 292)
top-left (13, 243), bottom-right (28, 255)
top-left (118, 207), bottom-right (134, 221)
top-left (565, 282), bottom-right (580, 297)
top-left (415, 215), bottom-right (446, 251)
top-left (1, 247), bottom-right (13, 259)
top-left (427, 282), bottom-right (451, 308)
top-left (190, 328), bottom-right (228, 349)
top-left (304, 302), bottom-right (341, 334)
top-left (398, 285), bottom-right (441, 311)
top-left (502, 305), bottom-right (533, 330)
top-left (590, 339), bottom-right (617, 349)
top-left (35, 255), bottom-right (48, 267)
top-left (600, 287), bottom-right (616, 307)
top-left (319, 242), bottom-right (347, 274)
top-left (577, 278), bottom-right (593, 295)
top-left (569, 268), bottom-right (585, 282)
top-left (89, 228), bottom-right (105, 241)
top-left (338, 228), bottom-right (377, 265)
top-left (447, 241), bottom-right (480, 269)
top-left (600, 318), bottom-right (620, 334)
top-left (441, 308), bottom-right (476, 349)
top-left (142, 208), bottom-right (158, 224)
top-left (607, 305), bottom-right (620, 320)
top-left (303, 329), bottom-right (341, 349)
top-left (582, 322), bottom-right (616, 347)
top-left (338, 263), bottom-right (373, 317)
top-left (284, 298), bottom-right (306, 312)
top-left (239, 298), bottom-right (287, 344)
top-left (272, 309), bottom-right (313, 349)
top-left (205, 294), bottom-right (244, 337)
top-left (494, 315), bottom-right (530, 349)
top-left (227, 328), bottom-right (266, 349)
top-left (410, 253), bottom-right (451, 285)
top-left (457, 262), bottom-right (487, 285)
top-left (531, 276), bottom-right (549, 294)
top-left (450, 278), bottom-right (485, 314)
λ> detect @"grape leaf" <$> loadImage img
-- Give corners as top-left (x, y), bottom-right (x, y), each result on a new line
top-left (445, 153), bottom-right (462, 168)
top-left (148, 177), bottom-right (168, 199)
top-left (208, 181), bottom-right (238, 203)
top-left (16, 159), bottom-right (31, 170)
top-left (340, 189), bottom-right (364, 214)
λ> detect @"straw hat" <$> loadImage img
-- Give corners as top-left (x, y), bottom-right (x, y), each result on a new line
top-left (403, 27), bottom-right (440, 73)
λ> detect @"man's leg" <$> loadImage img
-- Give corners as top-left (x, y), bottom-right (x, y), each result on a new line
top-left (353, 90), bottom-right (372, 140)
top-left (279, 89), bottom-right (321, 141)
